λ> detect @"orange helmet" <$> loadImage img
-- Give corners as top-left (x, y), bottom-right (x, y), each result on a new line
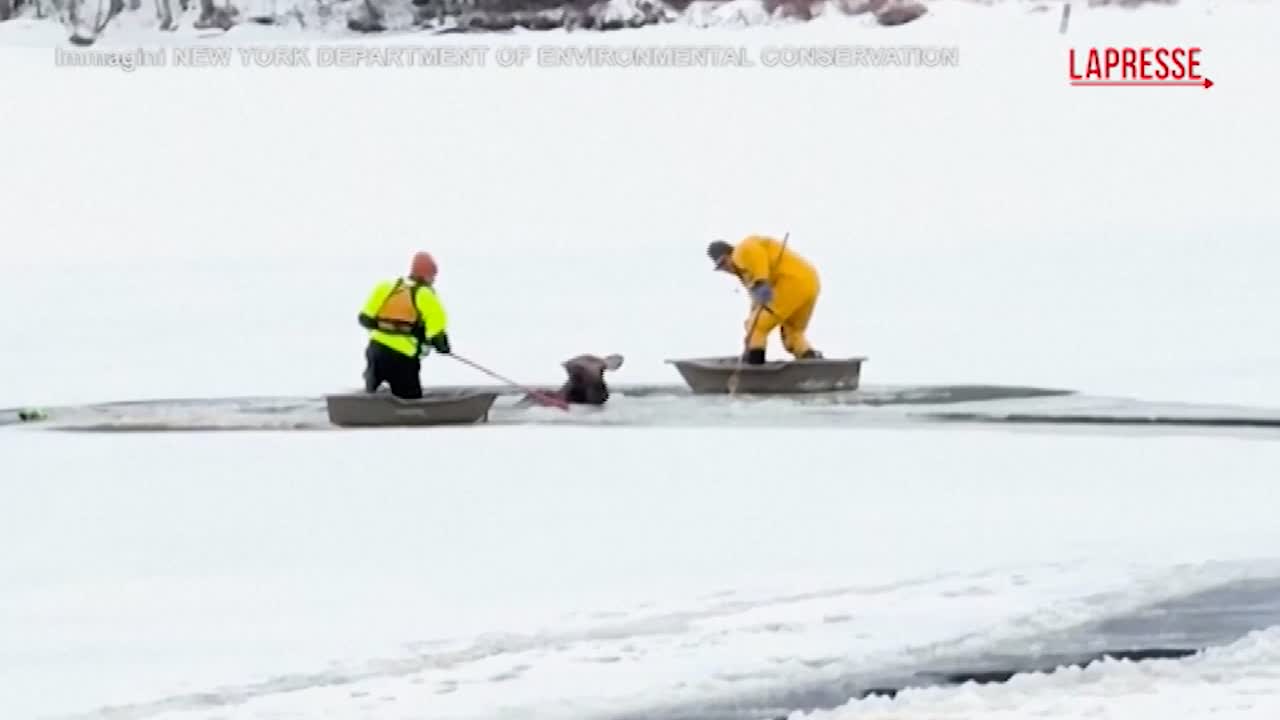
top-left (409, 251), bottom-right (437, 283)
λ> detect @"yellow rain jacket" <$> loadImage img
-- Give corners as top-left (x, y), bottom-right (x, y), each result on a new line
top-left (728, 235), bottom-right (821, 355)
top-left (358, 277), bottom-right (448, 358)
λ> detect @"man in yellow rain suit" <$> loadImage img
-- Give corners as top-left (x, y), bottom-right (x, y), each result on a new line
top-left (708, 236), bottom-right (823, 365)
top-left (356, 251), bottom-right (451, 399)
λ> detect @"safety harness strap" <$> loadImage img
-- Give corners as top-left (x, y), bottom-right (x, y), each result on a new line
top-left (369, 279), bottom-right (425, 338)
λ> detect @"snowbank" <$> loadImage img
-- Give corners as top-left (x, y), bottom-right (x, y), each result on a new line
top-left (1, 0), bottom-right (937, 40)
top-left (1, 0), bottom-right (1206, 42)
top-left (791, 626), bottom-right (1280, 720)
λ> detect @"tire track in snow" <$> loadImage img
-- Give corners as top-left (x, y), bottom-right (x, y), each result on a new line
top-left (57, 562), bottom-right (1277, 720)
top-left (59, 573), bottom-right (963, 720)
top-left (618, 566), bottom-right (1280, 720)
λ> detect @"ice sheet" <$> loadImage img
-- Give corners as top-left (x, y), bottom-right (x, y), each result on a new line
top-left (1, 0), bottom-right (1278, 409)
top-left (4, 427), bottom-right (1280, 719)
top-left (3, 2), bottom-right (1280, 719)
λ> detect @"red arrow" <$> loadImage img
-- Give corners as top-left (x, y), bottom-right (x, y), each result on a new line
top-left (1070, 78), bottom-right (1213, 88)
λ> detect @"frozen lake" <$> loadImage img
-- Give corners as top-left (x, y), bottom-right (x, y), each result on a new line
top-left (3, 0), bottom-right (1279, 718)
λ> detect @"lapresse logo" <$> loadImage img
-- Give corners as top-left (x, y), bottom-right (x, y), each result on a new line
top-left (1069, 46), bottom-right (1213, 89)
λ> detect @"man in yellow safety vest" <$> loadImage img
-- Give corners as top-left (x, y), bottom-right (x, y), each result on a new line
top-left (357, 251), bottom-right (451, 399)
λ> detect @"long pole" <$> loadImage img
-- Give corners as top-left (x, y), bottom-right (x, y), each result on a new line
top-left (448, 354), bottom-right (570, 410)
top-left (728, 231), bottom-right (789, 396)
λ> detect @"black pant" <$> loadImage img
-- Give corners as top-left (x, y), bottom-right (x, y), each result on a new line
top-left (364, 341), bottom-right (422, 399)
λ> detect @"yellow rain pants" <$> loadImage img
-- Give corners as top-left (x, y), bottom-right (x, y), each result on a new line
top-left (730, 235), bottom-right (821, 357)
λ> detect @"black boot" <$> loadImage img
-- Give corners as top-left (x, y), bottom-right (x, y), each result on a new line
top-left (742, 348), bottom-right (766, 365)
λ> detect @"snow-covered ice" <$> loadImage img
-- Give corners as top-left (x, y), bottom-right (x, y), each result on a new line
top-left (4, 428), bottom-right (1280, 720)
top-left (1, 0), bottom-right (1278, 408)
top-left (3, 0), bottom-right (1280, 719)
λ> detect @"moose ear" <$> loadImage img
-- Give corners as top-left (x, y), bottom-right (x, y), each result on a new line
top-left (602, 354), bottom-right (624, 371)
